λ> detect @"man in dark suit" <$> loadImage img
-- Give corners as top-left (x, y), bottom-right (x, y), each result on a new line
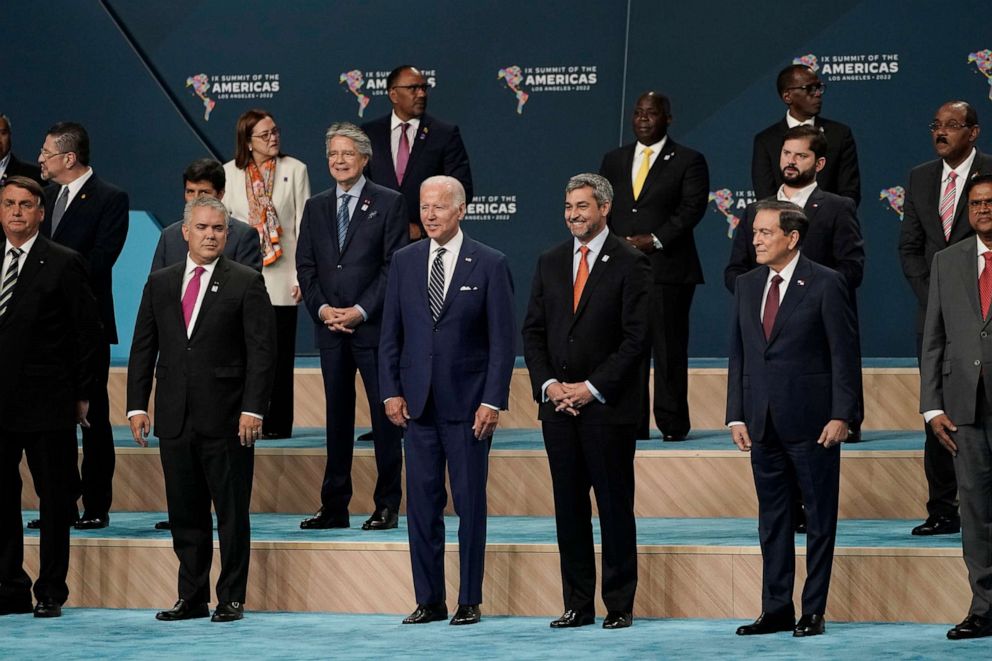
top-left (379, 176), bottom-right (515, 626)
top-left (126, 196), bottom-right (276, 623)
top-left (37, 122), bottom-right (128, 530)
top-left (920, 173), bottom-right (992, 640)
top-left (0, 176), bottom-right (102, 618)
top-left (522, 173), bottom-right (651, 630)
top-left (0, 116), bottom-right (43, 185)
top-left (599, 91), bottom-right (709, 441)
top-left (727, 200), bottom-right (859, 638)
top-left (752, 64), bottom-right (861, 205)
top-left (362, 65), bottom-right (473, 241)
top-left (151, 158), bottom-right (261, 272)
top-left (296, 122), bottom-right (408, 531)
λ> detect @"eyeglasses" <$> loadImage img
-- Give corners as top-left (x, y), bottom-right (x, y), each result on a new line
top-left (38, 148), bottom-right (68, 160)
top-left (969, 198), bottom-right (992, 210)
top-left (786, 82), bottom-right (825, 95)
top-left (251, 127), bottom-right (281, 141)
top-left (327, 150), bottom-right (359, 160)
top-left (392, 84), bottom-right (430, 93)
top-left (1, 200), bottom-right (39, 211)
top-left (928, 121), bottom-right (972, 132)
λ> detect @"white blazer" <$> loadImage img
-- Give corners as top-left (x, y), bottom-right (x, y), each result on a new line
top-left (223, 156), bottom-right (311, 306)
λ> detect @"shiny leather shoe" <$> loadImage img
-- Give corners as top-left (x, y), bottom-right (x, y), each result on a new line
top-left (550, 610), bottom-right (595, 628)
top-left (33, 600), bottom-right (62, 618)
top-left (736, 611), bottom-right (795, 635)
top-left (156, 599), bottom-right (209, 621)
top-left (154, 520), bottom-right (171, 530)
top-left (362, 507), bottom-right (398, 531)
top-left (793, 613), bottom-right (825, 637)
top-left (912, 516), bottom-right (960, 536)
top-left (299, 508), bottom-right (349, 530)
top-left (450, 604), bottom-right (480, 625)
top-left (662, 432), bottom-right (687, 442)
top-left (403, 603), bottom-right (447, 624)
top-left (74, 513), bottom-right (109, 530)
top-left (211, 601), bottom-right (244, 622)
top-left (356, 431), bottom-right (374, 442)
top-left (26, 519), bottom-right (42, 530)
top-left (947, 613), bottom-right (992, 639)
top-left (602, 611), bottom-right (632, 629)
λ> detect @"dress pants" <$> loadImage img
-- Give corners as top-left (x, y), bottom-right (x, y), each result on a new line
top-left (404, 397), bottom-right (490, 606)
top-left (78, 342), bottom-right (114, 517)
top-left (0, 428), bottom-right (78, 605)
top-left (159, 418), bottom-right (254, 604)
top-left (916, 329), bottom-right (958, 520)
top-left (263, 305), bottom-right (296, 437)
top-left (543, 419), bottom-right (638, 615)
top-left (750, 415), bottom-right (840, 616)
top-left (642, 283), bottom-right (695, 437)
top-left (318, 340), bottom-right (402, 517)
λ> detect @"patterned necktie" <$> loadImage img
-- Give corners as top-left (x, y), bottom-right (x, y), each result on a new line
top-left (981, 253), bottom-right (992, 319)
top-left (633, 147), bottom-right (653, 200)
top-left (395, 122), bottom-right (411, 185)
top-left (51, 186), bottom-right (69, 235)
top-left (182, 266), bottom-right (206, 330)
top-left (763, 274), bottom-right (784, 340)
top-left (337, 193), bottom-right (351, 249)
top-left (429, 247), bottom-right (446, 321)
top-left (939, 171), bottom-right (957, 241)
top-left (573, 245), bottom-right (590, 311)
top-left (0, 247), bottom-right (24, 319)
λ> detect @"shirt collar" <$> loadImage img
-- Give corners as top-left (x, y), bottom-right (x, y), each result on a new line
top-left (336, 175), bottom-right (366, 200)
top-left (978, 235), bottom-right (991, 257)
top-left (943, 148), bottom-right (977, 182)
top-left (430, 228), bottom-right (463, 255)
top-left (573, 226), bottom-right (609, 255)
top-left (636, 136), bottom-right (667, 156)
top-left (0, 152), bottom-right (11, 173)
top-left (184, 254), bottom-right (220, 276)
top-left (391, 112), bottom-right (421, 132)
top-left (785, 112), bottom-right (816, 128)
top-left (4, 232), bottom-right (40, 256)
top-left (776, 181), bottom-right (818, 208)
top-left (769, 250), bottom-right (801, 281)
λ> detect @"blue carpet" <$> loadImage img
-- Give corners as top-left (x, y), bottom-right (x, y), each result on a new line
top-left (24, 512), bottom-right (960, 549)
top-left (0, 609), bottom-right (985, 660)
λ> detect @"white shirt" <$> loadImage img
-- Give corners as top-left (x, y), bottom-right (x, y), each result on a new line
top-left (629, 137), bottom-right (667, 185)
top-left (325, 176), bottom-right (369, 321)
top-left (2, 233), bottom-right (40, 278)
top-left (57, 167), bottom-right (95, 209)
top-left (777, 181), bottom-right (818, 210)
top-left (427, 228), bottom-right (463, 300)
top-left (0, 153), bottom-right (11, 180)
top-left (940, 147), bottom-right (977, 219)
top-left (786, 112), bottom-right (815, 128)
top-left (390, 112), bottom-right (421, 166)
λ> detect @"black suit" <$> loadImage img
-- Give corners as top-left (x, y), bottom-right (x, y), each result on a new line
top-left (362, 113), bottom-right (472, 233)
top-left (42, 174), bottom-right (128, 519)
top-left (1, 154), bottom-right (43, 186)
top-left (0, 236), bottom-right (101, 608)
top-left (752, 117), bottom-right (861, 204)
top-left (296, 179), bottom-right (408, 518)
top-left (522, 231), bottom-right (651, 616)
top-left (898, 149), bottom-right (992, 522)
top-left (600, 138), bottom-right (709, 438)
top-left (151, 218), bottom-right (262, 273)
top-left (127, 256), bottom-right (276, 604)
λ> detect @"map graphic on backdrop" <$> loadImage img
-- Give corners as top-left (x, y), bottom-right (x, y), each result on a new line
top-left (880, 186), bottom-right (905, 221)
top-left (338, 68), bottom-right (438, 118)
top-left (186, 74), bottom-right (215, 120)
top-left (968, 49), bottom-right (992, 100)
top-left (496, 65), bottom-right (598, 114)
top-left (708, 188), bottom-right (751, 238)
top-left (184, 72), bottom-right (281, 120)
top-left (339, 70), bottom-right (371, 118)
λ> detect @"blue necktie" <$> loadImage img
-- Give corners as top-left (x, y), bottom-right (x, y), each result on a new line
top-left (336, 194), bottom-right (350, 249)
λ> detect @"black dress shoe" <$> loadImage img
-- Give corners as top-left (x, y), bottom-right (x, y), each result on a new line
top-left (33, 600), bottom-right (62, 618)
top-left (662, 433), bottom-right (687, 442)
top-left (912, 516), bottom-right (960, 536)
top-left (75, 513), bottom-right (109, 530)
top-left (793, 613), bottom-right (825, 637)
top-left (362, 507), bottom-right (398, 531)
top-left (450, 604), bottom-right (480, 625)
top-left (0, 596), bottom-right (33, 616)
top-left (300, 508), bottom-right (349, 530)
top-left (736, 612), bottom-right (795, 635)
top-left (156, 599), bottom-right (209, 621)
top-left (947, 613), bottom-right (992, 639)
top-left (154, 520), bottom-right (171, 530)
top-left (403, 603), bottom-right (448, 624)
top-left (26, 519), bottom-right (41, 530)
top-left (211, 601), bottom-right (244, 622)
top-left (262, 431), bottom-right (290, 440)
top-left (602, 611), bottom-right (632, 629)
top-left (356, 431), bottom-right (374, 442)
top-left (550, 609), bottom-right (595, 628)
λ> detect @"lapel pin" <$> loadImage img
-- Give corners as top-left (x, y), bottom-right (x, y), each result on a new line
top-left (465, 256), bottom-right (472, 262)
top-left (663, 153), bottom-right (673, 161)
top-left (797, 279), bottom-right (806, 286)
top-left (80, 194), bottom-right (87, 200)
top-left (361, 203), bottom-right (370, 212)
top-left (602, 254), bottom-right (610, 262)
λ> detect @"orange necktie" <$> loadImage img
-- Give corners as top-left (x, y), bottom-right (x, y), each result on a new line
top-left (573, 245), bottom-right (589, 311)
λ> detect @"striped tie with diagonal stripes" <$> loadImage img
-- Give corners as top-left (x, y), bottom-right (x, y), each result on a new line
top-left (429, 247), bottom-right (446, 321)
top-left (939, 171), bottom-right (957, 241)
top-left (0, 247), bottom-right (24, 319)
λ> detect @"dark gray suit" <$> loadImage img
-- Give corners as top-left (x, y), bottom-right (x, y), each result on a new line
top-left (151, 218), bottom-right (261, 272)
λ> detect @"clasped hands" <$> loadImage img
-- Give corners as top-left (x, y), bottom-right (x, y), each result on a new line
top-left (321, 306), bottom-right (364, 334)
top-left (546, 381), bottom-right (594, 417)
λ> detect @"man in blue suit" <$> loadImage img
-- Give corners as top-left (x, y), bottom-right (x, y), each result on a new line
top-left (727, 200), bottom-right (859, 638)
top-left (379, 175), bottom-right (515, 626)
top-left (296, 123), bottom-right (408, 531)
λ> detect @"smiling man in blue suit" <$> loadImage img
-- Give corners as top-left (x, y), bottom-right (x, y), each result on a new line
top-left (379, 175), bottom-right (515, 627)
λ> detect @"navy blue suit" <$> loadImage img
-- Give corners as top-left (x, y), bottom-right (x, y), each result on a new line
top-left (727, 254), bottom-right (858, 616)
top-left (379, 233), bottom-right (515, 606)
top-left (296, 179), bottom-right (409, 518)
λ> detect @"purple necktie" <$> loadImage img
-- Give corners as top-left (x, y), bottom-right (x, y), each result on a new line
top-left (182, 266), bottom-right (206, 330)
top-left (395, 122), bottom-right (410, 185)
top-left (763, 274), bottom-right (783, 340)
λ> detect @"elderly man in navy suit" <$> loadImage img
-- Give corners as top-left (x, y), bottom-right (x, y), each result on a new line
top-left (727, 200), bottom-right (859, 638)
top-left (379, 175), bottom-right (515, 626)
top-left (296, 122), bottom-right (408, 531)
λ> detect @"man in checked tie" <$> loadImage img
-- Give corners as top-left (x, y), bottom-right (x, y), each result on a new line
top-left (900, 101), bottom-right (991, 538)
top-left (727, 200), bottom-right (858, 638)
top-left (920, 173), bottom-right (992, 640)
top-left (126, 196), bottom-right (276, 623)
top-left (379, 175), bottom-right (515, 626)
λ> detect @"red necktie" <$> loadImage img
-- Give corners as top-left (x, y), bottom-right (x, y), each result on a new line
top-left (182, 266), bottom-right (206, 330)
top-left (395, 122), bottom-right (410, 185)
top-left (940, 171), bottom-right (957, 241)
top-left (573, 246), bottom-right (590, 312)
top-left (981, 253), bottom-right (992, 319)
top-left (763, 274), bottom-right (783, 339)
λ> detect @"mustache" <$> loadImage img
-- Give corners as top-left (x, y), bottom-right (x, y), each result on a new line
top-left (936, 136), bottom-right (949, 144)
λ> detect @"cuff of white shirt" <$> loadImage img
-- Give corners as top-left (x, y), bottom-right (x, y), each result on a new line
top-left (585, 380), bottom-right (605, 404)
top-left (126, 410), bottom-right (147, 419)
top-left (354, 304), bottom-right (368, 322)
top-left (242, 412), bottom-right (264, 420)
top-left (540, 379), bottom-right (558, 402)
top-left (923, 410), bottom-right (944, 423)
top-left (481, 403), bottom-right (499, 411)
top-left (651, 234), bottom-right (663, 250)
top-left (727, 421), bottom-right (745, 428)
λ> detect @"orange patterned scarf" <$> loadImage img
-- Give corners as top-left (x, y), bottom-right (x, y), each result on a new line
top-left (245, 158), bottom-right (283, 266)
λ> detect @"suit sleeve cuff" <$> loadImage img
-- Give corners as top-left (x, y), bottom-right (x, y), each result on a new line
top-left (481, 403), bottom-right (499, 411)
top-left (585, 380), bottom-right (605, 404)
top-left (126, 410), bottom-right (148, 419)
top-left (541, 379), bottom-right (559, 402)
top-left (727, 421), bottom-right (745, 428)
top-left (242, 412), bottom-right (264, 420)
top-left (354, 304), bottom-right (368, 322)
top-left (923, 410), bottom-right (944, 423)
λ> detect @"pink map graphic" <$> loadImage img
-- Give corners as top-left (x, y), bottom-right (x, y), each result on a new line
top-left (880, 186), bottom-right (905, 221)
top-left (709, 189), bottom-right (741, 238)
top-left (792, 54), bottom-right (819, 72)
top-left (339, 70), bottom-right (371, 118)
top-left (498, 66), bottom-right (530, 114)
top-left (968, 49), bottom-right (992, 101)
top-left (186, 74), bottom-right (216, 121)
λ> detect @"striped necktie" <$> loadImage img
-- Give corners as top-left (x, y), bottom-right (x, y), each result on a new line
top-left (939, 171), bottom-right (957, 241)
top-left (429, 247), bottom-right (446, 321)
top-left (0, 247), bottom-right (24, 319)
top-left (337, 193), bottom-right (351, 249)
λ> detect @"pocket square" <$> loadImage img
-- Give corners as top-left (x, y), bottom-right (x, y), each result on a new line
top-left (460, 285), bottom-right (479, 291)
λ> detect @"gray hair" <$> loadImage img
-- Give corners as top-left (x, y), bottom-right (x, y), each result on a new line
top-left (421, 175), bottom-right (466, 206)
top-left (565, 173), bottom-right (613, 206)
top-left (324, 122), bottom-right (372, 159)
top-left (0, 114), bottom-right (10, 130)
top-left (183, 195), bottom-right (230, 226)
top-left (753, 198), bottom-right (808, 243)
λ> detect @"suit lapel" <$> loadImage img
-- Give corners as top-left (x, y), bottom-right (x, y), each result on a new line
top-left (950, 151), bottom-right (989, 241)
top-left (767, 256), bottom-right (812, 345)
top-left (953, 240), bottom-right (984, 324)
top-left (341, 188), bottom-right (374, 254)
top-left (803, 188), bottom-right (824, 224)
top-left (406, 116), bottom-right (431, 176)
top-left (639, 140), bottom-right (678, 197)
top-left (53, 176), bottom-right (96, 240)
top-left (0, 237), bottom-right (49, 325)
top-left (745, 267), bottom-right (767, 342)
top-left (571, 234), bottom-right (616, 325)
top-left (437, 236), bottom-right (479, 320)
top-left (370, 119), bottom-right (400, 189)
top-left (189, 257), bottom-right (230, 340)
top-left (412, 239), bottom-right (431, 316)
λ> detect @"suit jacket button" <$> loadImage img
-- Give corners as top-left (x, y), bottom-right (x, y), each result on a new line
top-left (336, 265), bottom-right (343, 270)
top-left (632, 208), bottom-right (638, 213)
top-left (983, 331), bottom-right (988, 338)
top-left (976, 360), bottom-right (982, 366)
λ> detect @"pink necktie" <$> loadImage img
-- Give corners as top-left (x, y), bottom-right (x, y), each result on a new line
top-left (395, 122), bottom-right (410, 185)
top-left (939, 171), bottom-right (957, 241)
top-left (763, 274), bottom-right (783, 340)
top-left (182, 266), bottom-right (206, 330)
top-left (981, 253), bottom-right (992, 319)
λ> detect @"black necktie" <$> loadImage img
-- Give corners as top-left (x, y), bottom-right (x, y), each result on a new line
top-left (0, 247), bottom-right (24, 318)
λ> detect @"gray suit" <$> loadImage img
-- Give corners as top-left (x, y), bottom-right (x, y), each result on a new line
top-left (920, 236), bottom-right (992, 618)
top-left (150, 218), bottom-right (262, 272)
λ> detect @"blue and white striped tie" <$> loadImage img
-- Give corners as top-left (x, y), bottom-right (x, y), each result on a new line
top-left (429, 247), bottom-right (446, 321)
